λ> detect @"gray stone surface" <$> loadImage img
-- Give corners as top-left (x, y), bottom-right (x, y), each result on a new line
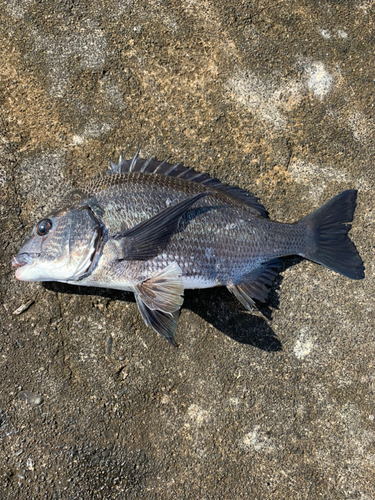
top-left (0, 1), bottom-right (374, 498)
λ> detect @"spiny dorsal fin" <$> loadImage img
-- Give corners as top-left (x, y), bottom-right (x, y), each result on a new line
top-left (227, 259), bottom-right (282, 311)
top-left (108, 151), bottom-right (269, 218)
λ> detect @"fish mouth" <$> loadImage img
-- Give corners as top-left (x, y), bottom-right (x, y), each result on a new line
top-left (12, 253), bottom-right (39, 268)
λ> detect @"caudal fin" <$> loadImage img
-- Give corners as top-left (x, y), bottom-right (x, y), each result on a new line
top-left (299, 190), bottom-right (364, 280)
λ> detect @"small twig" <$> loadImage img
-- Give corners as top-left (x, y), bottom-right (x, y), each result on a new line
top-left (12, 299), bottom-right (34, 316)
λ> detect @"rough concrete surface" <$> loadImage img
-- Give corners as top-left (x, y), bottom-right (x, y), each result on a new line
top-left (0, 1), bottom-right (374, 498)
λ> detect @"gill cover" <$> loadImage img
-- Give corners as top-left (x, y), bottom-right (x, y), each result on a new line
top-left (13, 206), bottom-right (106, 282)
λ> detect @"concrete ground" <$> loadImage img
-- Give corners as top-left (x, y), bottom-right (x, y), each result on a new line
top-left (0, 1), bottom-right (374, 498)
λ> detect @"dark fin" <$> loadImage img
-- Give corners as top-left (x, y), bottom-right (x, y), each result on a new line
top-left (227, 259), bottom-right (282, 311)
top-left (109, 152), bottom-right (269, 218)
top-left (134, 263), bottom-right (184, 314)
top-left (299, 190), bottom-right (365, 280)
top-left (129, 148), bottom-right (141, 171)
top-left (107, 159), bottom-right (120, 174)
top-left (228, 283), bottom-right (255, 311)
top-left (216, 186), bottom-right (268, 217)
top-left (113, 192), bottom-right (210, 261)
top-left (135, 293), bottom-right (180, 345)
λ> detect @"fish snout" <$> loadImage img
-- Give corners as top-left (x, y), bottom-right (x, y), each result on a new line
top-left (12, 253), bottom-right (37, 268)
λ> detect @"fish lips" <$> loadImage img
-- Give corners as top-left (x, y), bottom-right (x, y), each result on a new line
top-left (12, 253), bottom-right (39, 280)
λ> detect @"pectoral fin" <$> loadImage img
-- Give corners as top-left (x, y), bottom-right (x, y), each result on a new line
top-left (134, 262), bottom-right (184, 344)
top-left (112, 192), bottom-right (210, 261)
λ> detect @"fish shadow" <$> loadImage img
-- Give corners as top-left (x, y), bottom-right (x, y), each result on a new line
top-left (183, 287), bottom-right (282, 352)
top-left (43, 257), bottom-right (302, 353)
top-left (182, 256), bottom-right (302, 351)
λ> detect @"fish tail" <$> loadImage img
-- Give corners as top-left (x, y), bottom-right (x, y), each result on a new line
top-left (298, 189), bottom-right (364, 280)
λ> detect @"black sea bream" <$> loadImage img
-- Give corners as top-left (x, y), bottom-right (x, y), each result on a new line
top-left (13, 151), bottom-right (365, 344)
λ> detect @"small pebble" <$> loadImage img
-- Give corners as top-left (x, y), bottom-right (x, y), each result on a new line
top-left (106, 336), bottom-right (113, 356)
top-left (118, 355), bottom-right (125, 361)
top-left (15, 338), bottom-right (25, 348)
top-left (26, 458), bottom-right (34, 470)
top-left (51, 318), bottom-right (63, 327)
top-left (18, 391), bottom-right (44, 406)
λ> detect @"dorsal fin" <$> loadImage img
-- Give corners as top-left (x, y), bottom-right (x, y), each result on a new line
top-left (108, 151), bottom-right (269, 218)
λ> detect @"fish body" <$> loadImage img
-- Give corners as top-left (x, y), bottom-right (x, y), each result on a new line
top-left (13, 152), bottom-right (364, 344)
top-left (68, 173), bottom-right (304, 290)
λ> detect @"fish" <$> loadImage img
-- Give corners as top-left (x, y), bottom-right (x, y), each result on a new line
top-left (12, 150), bottom-right (365, 345)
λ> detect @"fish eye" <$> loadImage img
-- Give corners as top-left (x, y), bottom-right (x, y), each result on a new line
top-left (36, 219), bottom-right (53, 236)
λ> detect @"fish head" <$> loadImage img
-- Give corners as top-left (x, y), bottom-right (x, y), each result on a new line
top-left (13, 205), bottom-right (105, 282)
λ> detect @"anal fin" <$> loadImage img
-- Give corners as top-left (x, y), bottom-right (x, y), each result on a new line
top-left (227, 259), bottom-right (282, 311)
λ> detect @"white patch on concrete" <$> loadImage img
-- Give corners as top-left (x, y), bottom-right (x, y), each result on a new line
top-left (229, 397), bottom-right (240, 407)
top-left (228, 63), bottom-right (337, 126)
top-left (347, 110), bottom-right (372, 142)
top-left (289, 158), bottom-right (370, 198)
top-left (6, 0), bottom-right (33, 19)
top-left (101, 80), bottom-right (127, 110)
top-left (186, 404), bottom-right (211, 427)
top-left (294, 327), bottom-right (313, 359)
top-left (227, 73), bottom-right (285, 128)
top-left (71, 135), bottom-right (84, 146)
top-left (288, 159), bottom-right (350, 202)
top-left (289, 160), bottom-right (349, 183)
top-left (77, 31), bottom-right (107, 70)
top-left (241, 426), bottom-right (274, 452)
top-left (320, 29), bottom-right (331, 39)
top-left (337, 403), bottom-right (375, 459)
top-left (337, 29), bottom-right (348, 39)
top-left (83, 121), bottom-right (112, 138)
top-left (32, 26), bottom-right (107, 97)
top-left (71, 121), bottom-right (113, 145)
top-left (226, 72), bottom-right (303, 129)
top-left (306, 62), bottom-right (333, 99)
